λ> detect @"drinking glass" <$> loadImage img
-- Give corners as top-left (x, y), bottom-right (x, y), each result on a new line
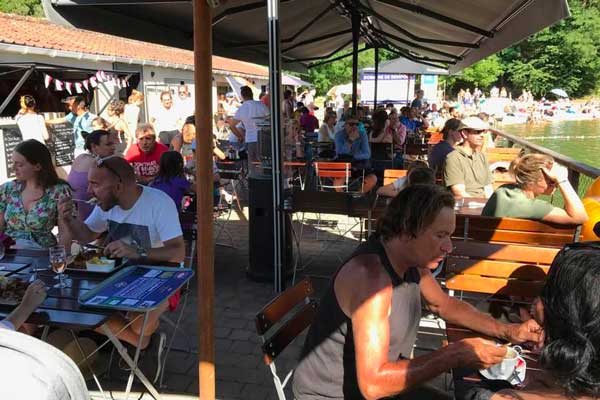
top-left (49, 245), bottom-right (67, 289)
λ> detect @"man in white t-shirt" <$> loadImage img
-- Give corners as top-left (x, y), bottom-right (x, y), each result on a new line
top-left (229, 86), bottom-right (269, 170)
top-left (175, 84), bottom-right (195, 122)
top-left (151, 91), bottom-right (181, 148)
top-left (58, 156), bottom-right (185, 355)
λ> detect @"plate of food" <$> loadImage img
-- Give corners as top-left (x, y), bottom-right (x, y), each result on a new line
top-left (68, 246), bottom-right (121, 274)
top-left (0, 276), bottom-right (29, 305)
top-left (85, 256), bottom-right (116, 273)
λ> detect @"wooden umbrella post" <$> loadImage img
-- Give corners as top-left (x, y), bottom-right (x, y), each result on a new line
top-left (192, 0), bottom-right (215, 399)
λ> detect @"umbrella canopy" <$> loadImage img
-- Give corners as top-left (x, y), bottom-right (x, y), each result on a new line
top-left (43, 0), bottom-right (569, 73)
top-left (327, 82), bottom-right (360, 97)
top-left (550, 88), bottom-right (569, 98)
top-left (282, 74), bottom-right (313, 87)
top-left (363, 57), bottom-right (450, 75)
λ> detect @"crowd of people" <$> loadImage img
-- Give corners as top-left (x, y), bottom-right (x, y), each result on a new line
top-left (0, 83), bottom-right (596, 399)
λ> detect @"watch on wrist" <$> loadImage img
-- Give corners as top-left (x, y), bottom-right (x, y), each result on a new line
top-left (135, 243), bottom-right (148, 258)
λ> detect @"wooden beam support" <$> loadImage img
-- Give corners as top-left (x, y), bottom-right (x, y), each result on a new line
top-left (193, 0), bottom-right (215, 399)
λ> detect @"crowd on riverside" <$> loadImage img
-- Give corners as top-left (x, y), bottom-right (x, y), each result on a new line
top-left (0, 82), bottom-right (597, 400)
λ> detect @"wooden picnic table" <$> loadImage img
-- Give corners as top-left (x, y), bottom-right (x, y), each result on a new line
top-left (447, 323), bottom-right (545, 400)
top-left (0, 249), bottom-right (114, 330)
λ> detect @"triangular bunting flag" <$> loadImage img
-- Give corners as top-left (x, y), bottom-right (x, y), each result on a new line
top-left (82, 79), bottom-right (89, 91)
top-left (90, 77), bottom-right (98, 88)
top-left (75, 82), bottom-right (83, 94)
top-left (65, 82), bottom-right (73, 94)
top-left (54, 79), bottom-right (64, 91)
top-left (44, 74), bottom-right (53, 88)
top-left (95, 71), bottom-right (103, 82)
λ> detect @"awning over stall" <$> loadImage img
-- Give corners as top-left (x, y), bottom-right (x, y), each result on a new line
top-left (43, 0), bottom-right (569, 72)
top-left (363, 57), bottom-right (450, 75)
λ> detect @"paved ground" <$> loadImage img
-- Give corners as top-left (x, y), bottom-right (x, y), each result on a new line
top-left (87, 201), bottom-right (450, 399)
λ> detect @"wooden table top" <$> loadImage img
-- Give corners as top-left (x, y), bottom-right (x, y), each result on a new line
top-left (0, 249), bottom-right (115, 330)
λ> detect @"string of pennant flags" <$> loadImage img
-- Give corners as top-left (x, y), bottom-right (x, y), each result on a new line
top-left (43, 70), bottom-right (129, 94)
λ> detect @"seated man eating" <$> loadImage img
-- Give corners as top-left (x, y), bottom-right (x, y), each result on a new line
top-left (293, 184), bottom-right (542, 400)
top-left (58, 156), bottom-right (185, 364)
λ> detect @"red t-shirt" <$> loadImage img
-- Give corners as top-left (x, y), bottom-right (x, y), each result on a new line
top-left (125, 142), bottom-right (168, 178)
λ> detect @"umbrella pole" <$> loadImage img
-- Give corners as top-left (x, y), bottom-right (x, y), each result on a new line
top-left (374, 46), bottom-right (379, 109)
top-left (351, 8), bottom-right (360, 110)
top-left (267, 0), bottom-right (285, 293)
top-left (192, 0), bottom-right (215, 399)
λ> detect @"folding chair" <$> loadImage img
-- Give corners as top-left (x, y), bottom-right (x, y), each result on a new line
top-left (214, 194), bottom-right (236, 248)
top-left (215, 160), bottom-right (243, 212)
top-left (255, 278), bottom-right (317, 400)
top-left (314, 161), bottom-right (351, 192)
top-left (158, 211), bottom-right (196, 387)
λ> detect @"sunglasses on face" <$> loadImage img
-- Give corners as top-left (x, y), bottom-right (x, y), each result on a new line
top-left (96, 156), bottom-right (122, 182)
top-left (466, 129), bottom-right (485, 135)
top-left (162, 98), bottom-right (172, 102)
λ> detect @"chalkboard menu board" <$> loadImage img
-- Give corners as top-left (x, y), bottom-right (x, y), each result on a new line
top-left (47, 123), bottom-right (74, 166)
top-left (1, 124), bottom-right (23, 178)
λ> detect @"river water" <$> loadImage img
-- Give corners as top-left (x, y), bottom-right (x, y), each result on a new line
top-left (502, 119), bottom-right (600, 169)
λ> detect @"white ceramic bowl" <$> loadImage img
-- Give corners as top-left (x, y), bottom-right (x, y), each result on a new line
top-left (86, 258), bottom-right (116, 273)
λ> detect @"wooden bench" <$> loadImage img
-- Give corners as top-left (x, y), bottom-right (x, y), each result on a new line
top-left (445, 241), bottom-right (559, 297)
top-left (446, 215), bottom-right (580, 300)
top-left (453, 215), bottom-right (581, 246)
top-left (383, 168), bottom-right (407, 186)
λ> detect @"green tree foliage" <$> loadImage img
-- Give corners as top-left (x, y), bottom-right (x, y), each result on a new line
top-left (0, 0), bottom-right (43, 17)
top-left (498, 0), bottom-right (600, 97)
top-left (441, 55), bottom-right (504, 95)
top-left (445, 0), bottom-right (600, 98)
top-left (307, 47), bottom-right (396, 96)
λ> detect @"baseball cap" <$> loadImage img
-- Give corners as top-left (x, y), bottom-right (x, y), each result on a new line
top-left (61, 95), bottom-right (86, 105)
top-left (457, 116), bottom-right (488, 131)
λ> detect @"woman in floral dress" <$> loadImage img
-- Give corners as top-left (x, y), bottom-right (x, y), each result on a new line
top-left (0, 140), bottom-right (72, 249)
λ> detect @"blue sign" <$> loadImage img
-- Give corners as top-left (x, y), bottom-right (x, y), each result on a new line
top-left (80, 266), bottom-right (193, 311)
top-left (423, 75), bottom-right (436, 84)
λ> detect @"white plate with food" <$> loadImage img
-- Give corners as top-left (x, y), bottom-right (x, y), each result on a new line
top-left (85, 257), bottom-right (116, 273)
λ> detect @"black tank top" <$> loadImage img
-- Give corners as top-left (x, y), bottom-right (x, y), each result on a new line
top-left (292, 235), bottom-right (422, 399)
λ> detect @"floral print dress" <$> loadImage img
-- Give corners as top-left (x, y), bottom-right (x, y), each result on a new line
top-left (0, 180), bottom-right (71, 248)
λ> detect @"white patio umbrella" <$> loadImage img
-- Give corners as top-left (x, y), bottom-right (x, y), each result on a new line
top-left (550, 88), bottom-right (569, 98)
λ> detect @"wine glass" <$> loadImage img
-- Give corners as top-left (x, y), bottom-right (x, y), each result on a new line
top-left (49, 245), bottom-right (67, 289)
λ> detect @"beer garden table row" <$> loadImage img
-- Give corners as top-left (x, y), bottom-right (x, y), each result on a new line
top-left (0, 249), bottom-right (191, 400)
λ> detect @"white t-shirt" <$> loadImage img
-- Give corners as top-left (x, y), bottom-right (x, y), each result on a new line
top-left (152, 105), bottom-right (180, 133)
top-left (124, 104), bottom-right (140, 139)
top-left (15, 113), bottom-right (49, 143)
top-left (233, 100), bottom-right (269, 143)
top-left (85, 186), bottom-right (182, 249)
top-left (176, 97), bottom-right (195, 122)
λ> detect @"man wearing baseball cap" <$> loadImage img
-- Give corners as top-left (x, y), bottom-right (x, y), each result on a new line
top-left (49, 96), bottom-right (97, 156)
top-left (443, 116), bottom-right (493, 198)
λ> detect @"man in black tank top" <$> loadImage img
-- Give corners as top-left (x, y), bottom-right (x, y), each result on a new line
top-left (293, 185), bottom-right (544, 400)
